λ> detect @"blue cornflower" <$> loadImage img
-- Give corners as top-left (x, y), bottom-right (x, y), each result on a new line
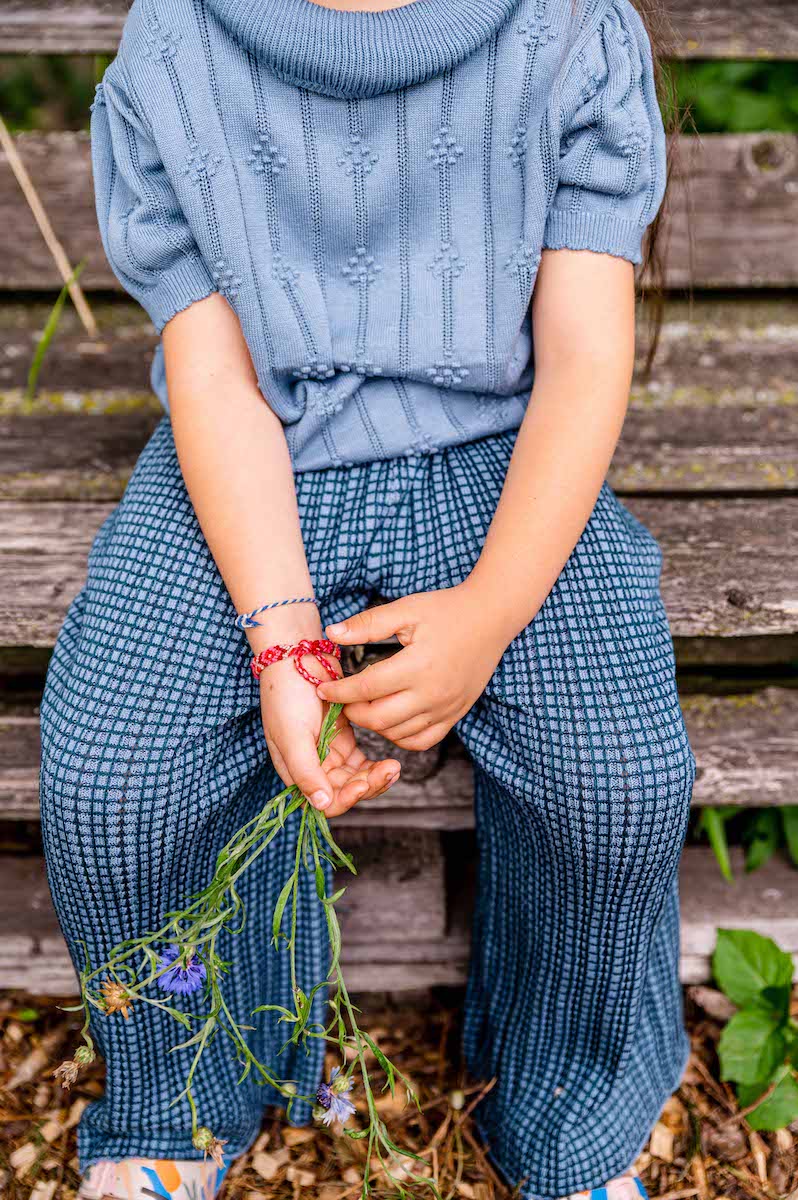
top-left (315, 1067), bottom-right (356, 1127)
top-left (156, 945), bottom-right (207, 995)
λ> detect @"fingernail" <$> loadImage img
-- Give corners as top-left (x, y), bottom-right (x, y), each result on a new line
top-left (386, 771), bottom-right (400, 786)
top-left (327, 621), bottom-right (345, 634)
top-left (311, 790), bottom-right (331, 810)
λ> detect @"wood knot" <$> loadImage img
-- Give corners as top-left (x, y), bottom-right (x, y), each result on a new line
top-left (741, 136), bottom-right (797, 181)
top-left (726, 587), bottom-right (753, 609)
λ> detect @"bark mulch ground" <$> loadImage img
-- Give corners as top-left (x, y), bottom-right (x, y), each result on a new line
top-left (1, 988), bottom-right (796, 1200)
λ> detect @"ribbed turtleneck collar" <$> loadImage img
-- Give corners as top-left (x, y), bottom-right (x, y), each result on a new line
top-left (204, 0), bottom-right (523, 98)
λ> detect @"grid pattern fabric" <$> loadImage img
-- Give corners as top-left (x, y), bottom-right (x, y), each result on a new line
top-left (40, 419), bottom-right (694, 1195)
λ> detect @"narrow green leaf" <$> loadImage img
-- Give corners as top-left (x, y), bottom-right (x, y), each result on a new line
top-left (362, 1032), bottom-right (396, 1097)
top-left (713, 929), bottom-right (795, 1009)
top-left (699, 808), bottom-right (734, 882)
top-left (782, 808), bottom-right (798, 868)
top-left (313, 812), bottom-right (357, 873)
top-left (26, 261), bottom-right (86, 402)
top-left (314, 864), bottom-right (326, 902)
top-left (272, 878), bottom-right (295, 943)
top-left (743, 810), bottom-right (780, 874)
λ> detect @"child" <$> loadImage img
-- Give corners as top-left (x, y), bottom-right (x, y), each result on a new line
top-left (40, 0), bottom-right (695, 1196)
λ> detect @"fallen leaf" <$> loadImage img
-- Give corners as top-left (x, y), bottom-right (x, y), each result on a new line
top-left (252, 1149), bottom-right (288, 1182)
top-left (281, 1125), bottom-right (317, 1146)
top-left (649, 1122), bottom-right (674, 1163)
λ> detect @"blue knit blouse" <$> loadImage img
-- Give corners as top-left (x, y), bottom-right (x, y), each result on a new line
top-left (91, 0), bottom-right (666, 471)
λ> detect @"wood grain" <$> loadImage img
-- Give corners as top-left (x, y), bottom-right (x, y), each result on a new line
top-left (3, 688), bottom-right (795, 824)
top-left (2, 496), bottom-right (796, 644)
top-left (2, 297), bottom-right (796, 498)
top-left (2, 0), bottom-right (797, 58)
top-left (1, 848), bottom-right (795, 994)
top-left (2, 133), bottom-right (798, 290)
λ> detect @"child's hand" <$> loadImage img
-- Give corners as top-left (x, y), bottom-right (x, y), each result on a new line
top-left (316, 585), bottom-right (508, 751)
top-left (259, 639), bottom-right (401, 818)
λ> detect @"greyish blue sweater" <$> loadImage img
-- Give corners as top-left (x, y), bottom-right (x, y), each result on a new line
top-left (91, 0), bottom-right (666, 471)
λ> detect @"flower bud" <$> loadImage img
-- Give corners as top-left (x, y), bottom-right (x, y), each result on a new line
top-left (192, 1127), bottom-right (215, 1152)
top-left (74, 1045), bottom-right (96, 1065)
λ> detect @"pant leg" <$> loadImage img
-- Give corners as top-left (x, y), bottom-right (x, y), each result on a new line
top-left (373, 434), bottom-right (694, 1200)
top-left (39, 418), bottom-right (373, 1169)
top-left (456, 486), bottom-right (694, 1199)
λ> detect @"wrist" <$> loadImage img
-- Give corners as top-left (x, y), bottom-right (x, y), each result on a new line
top-left (456, 574), bottom-right (529, 653)
top-left (244, 604), bottom-right (324, 655)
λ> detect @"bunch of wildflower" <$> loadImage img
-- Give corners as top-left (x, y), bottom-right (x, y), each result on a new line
top-left (55, 703), bottom-right (436, 1198)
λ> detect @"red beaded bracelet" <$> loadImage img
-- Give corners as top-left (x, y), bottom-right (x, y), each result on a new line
top-left (250, 638), bottom-right (341, 686)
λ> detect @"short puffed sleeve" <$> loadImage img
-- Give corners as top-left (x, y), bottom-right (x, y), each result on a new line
top-left (90, 68), bottom-right (215, 331)
top-left (543, 0), bottom-right (667, 265)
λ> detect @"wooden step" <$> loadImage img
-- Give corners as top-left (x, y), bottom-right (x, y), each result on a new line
top-left (4, 297), bottom-right (796, 400)
top-left (2, 689), bottom-right (796, 827)
top-left (2, 496), bottom-right (797, 646)
top-left (2, 133), bottom-right (798, 290)
top-left (2, 0), bottom-right (795, 59)
top-left (1, 848), bottom-right (795, 994)
top-left (2, 296), bottom-right (797, 498)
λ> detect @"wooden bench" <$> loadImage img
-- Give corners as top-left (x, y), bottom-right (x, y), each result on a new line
top-left (1, 0), bottom-right (797, 994)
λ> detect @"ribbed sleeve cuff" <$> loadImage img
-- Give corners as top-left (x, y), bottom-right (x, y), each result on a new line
top-left (543, 209), bottom-right (646, 266)
top-left (143, 255), bottom-right (217, 332)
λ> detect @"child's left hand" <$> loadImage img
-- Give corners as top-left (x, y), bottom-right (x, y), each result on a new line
top-left (316, 585), bottom-right (511, 751)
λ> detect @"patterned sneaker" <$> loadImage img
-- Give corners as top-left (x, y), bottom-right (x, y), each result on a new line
top-left (78, 1158), bottom-right (227, 1200)
top-left (567, 1170), bottom-right (647, 1200)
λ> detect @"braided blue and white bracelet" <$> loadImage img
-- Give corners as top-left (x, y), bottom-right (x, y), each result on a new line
top-left (234, 596), bottom-right (319, 630)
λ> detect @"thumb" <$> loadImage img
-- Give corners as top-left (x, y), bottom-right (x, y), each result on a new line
top-left (326, 600), bottom-right (409, 646)
top-left (283, 731), bottom-right (334, 812)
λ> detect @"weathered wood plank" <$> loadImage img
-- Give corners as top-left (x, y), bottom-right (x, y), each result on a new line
top-left (2, 399), bottom-right (796, 500)
top-left (1, 497), bottom-right (796, 645)
top-left (4, 297), bottom-right (797, 398)
top-left (1, 848), bottom-right (795, 994)
top-left (2, 297), bottom-right (794, 497)
top-left (0, 1), bottom-right (129, 54)
top-left (2, 0), bottom-right (797, 59)
top-left (2, 133), bottom-right (798, 290)
top-left (3, 689), bottom-right (796, 824)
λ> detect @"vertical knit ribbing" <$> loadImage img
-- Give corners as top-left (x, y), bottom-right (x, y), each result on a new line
top-left (206, 0), bottom-right (524, 98)
top-left (92, 0), bottom-right (666, 468)
top-left (481, 38), bottom-right (499, 393)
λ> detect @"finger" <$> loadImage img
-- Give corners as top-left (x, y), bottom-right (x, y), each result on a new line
top-left (325, 758), bottom-right (402, 818)
top-left (317, 657), bottom-right (409, 705)
top-left (266, 739), bottom-right (294, 793)
top-left (326, 599), bottom-right (412, 646)
top-left (282, 728), bottom-right (335, 812)
top-left (378, 712), bottom-right (436, 743)
top-left (341, 691), bottom-right (422, 733)
top-left (389, 722), bottom-right (449, 752)
top-left (332, 750), bottom-right (401, 795)
top-left (321, 721), bottom-right (367, 775)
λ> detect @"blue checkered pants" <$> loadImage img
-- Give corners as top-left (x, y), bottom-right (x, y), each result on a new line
top-left (40, 419), bottom-right (694, 1197)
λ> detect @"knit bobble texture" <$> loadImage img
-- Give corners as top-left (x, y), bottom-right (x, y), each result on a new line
top-left (90, 0), bottom-right (666, 470)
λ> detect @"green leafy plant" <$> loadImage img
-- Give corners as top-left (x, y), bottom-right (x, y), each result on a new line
top-left (713, 929), bottom-right (798, 1130)
top-left (25, 260), bottom-right (86, 401)
top-left (696, 807), bottom-right (798, 881)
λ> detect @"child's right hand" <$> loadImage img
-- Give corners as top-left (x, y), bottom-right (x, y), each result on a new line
top-left (258, 632), bottom-right (402, 818)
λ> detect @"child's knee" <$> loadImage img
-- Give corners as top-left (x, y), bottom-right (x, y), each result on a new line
top-left (549, 717), bottom-right (695, 878)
